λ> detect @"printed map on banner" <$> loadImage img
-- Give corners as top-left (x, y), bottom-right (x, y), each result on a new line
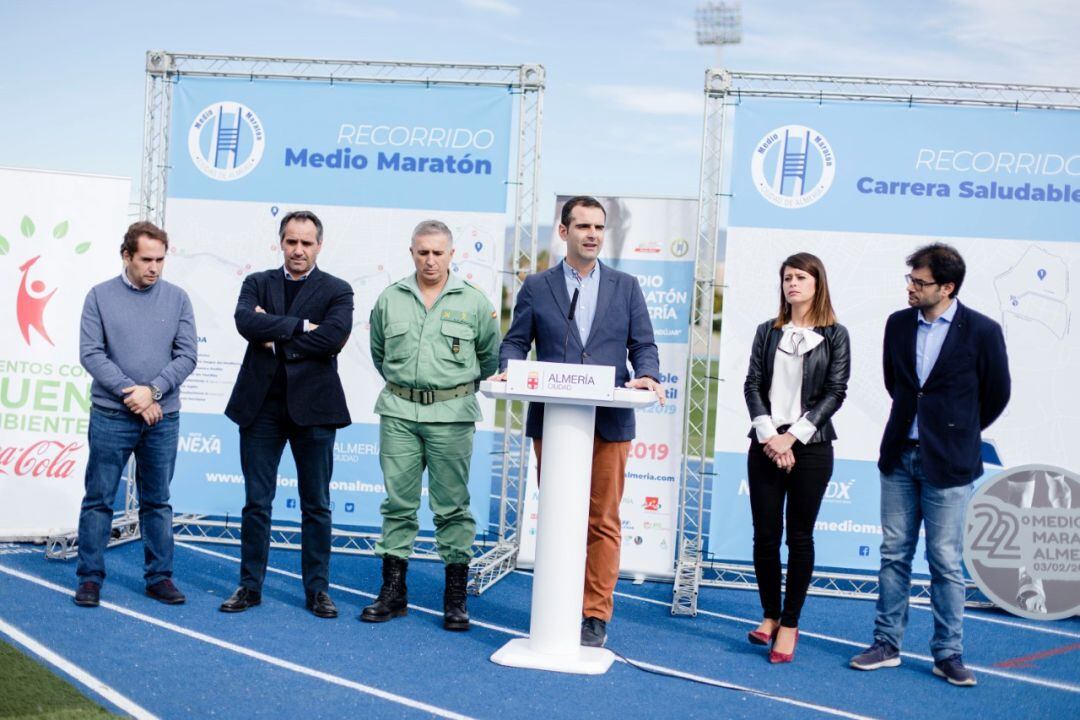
top-left (163, 77), bottom-right (512, 531)
top-left (517, 195), bottom-right (696, 578)
top-left (710, 98), bottom-right (1080, 572)
top-left (0, 167), bottom-right (131, 538)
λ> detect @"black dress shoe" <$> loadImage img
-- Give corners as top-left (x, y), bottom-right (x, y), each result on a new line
top-left (219, 586), bottom-right (261, 613)
top-left (146, 579), bottom-right (186, 605)
top-left (581, 616), bottom-right (607, 648)
top-left (306, 590), bottom-right (338, 619)
top-left (74, 582), bottom-right (100, 608)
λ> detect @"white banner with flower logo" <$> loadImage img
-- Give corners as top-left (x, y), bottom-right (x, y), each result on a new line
top-left (0, 166), bottom-right (131, 539)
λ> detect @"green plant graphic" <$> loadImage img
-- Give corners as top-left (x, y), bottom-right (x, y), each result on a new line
top-left (0, 215), bottom-right (88, 255)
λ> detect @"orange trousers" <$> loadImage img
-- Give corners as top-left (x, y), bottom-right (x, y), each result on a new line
top-left (534, 436), bottom-right (631, 622)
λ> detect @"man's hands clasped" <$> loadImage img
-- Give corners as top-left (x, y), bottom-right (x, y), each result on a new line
top-left (122, 385), bottom-right (163, 426)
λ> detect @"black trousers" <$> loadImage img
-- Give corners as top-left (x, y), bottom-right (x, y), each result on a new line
top-left (239, 393), bottom-right (336, 596)
top-left (746, 439), bottom-right (834, 627)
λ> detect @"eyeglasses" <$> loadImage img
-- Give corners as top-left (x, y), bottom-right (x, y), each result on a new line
top-left (905, 274), bottom-right (939, 290)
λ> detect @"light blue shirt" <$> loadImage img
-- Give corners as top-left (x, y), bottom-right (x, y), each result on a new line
top-left (119, 271), bottom-right (151, 292)
top-left (282, 264), bottom-right (313, 281)
top-left (909, 299), bottom-right (957, 440)
top-left (563, 260), bottom-right (600, 347)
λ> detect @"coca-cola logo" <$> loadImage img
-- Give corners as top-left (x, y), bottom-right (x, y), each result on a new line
top-left (0, 440), bottom-right (83, 479)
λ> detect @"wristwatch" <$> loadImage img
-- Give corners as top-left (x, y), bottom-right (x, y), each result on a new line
top-left (149, 384), bottom-right (163, 401)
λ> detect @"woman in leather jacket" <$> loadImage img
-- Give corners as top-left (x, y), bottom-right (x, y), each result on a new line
top-left (742, 252), bottom-right (851, 663)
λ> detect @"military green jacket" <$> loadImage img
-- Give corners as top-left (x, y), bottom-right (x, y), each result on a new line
top-left (370, 272), bottom-right (499, 422)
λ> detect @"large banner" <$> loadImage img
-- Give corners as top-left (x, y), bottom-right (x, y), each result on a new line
top-left (164, 77), bottom-right (512, 532)
top-left (711, 98), bottom-right (1080, 573)
top-left (518, 195), bottom-right (696, 577)
top-left (0, 167), bottom-right (131, 539)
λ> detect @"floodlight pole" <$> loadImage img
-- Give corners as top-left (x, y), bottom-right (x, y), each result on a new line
top-left (695, 2), bottom-right (743, 66)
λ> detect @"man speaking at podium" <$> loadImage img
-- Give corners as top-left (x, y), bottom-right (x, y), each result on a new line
top-left (495, 195), bottom-right (663, 648)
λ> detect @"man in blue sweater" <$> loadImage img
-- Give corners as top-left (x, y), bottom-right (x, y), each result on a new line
top-left (73, 221), bottom-right (197, 607)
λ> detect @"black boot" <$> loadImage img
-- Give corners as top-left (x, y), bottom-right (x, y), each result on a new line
top-left (443, 563), bottom-right (470, 631)
top-left (360, 556), bottom-right (408, 622)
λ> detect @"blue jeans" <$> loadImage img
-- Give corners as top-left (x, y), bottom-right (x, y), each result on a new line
top-left (76, 405), bottom-right (180, 587)
top-left (874, 446), bottom-right (972, 660)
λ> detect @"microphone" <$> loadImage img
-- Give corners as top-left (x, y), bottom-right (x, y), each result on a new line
top-left (562, 288), bottom-right (580, 363)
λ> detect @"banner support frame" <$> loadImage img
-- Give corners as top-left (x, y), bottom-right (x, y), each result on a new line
top-left (43, 52), bottom-right (544, 592)
top-left (672, 69), bottom-right (1080, 616)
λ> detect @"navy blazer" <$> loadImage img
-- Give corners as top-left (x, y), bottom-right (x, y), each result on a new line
top-left (878, 301), bottom-right (1010, 487)
top-left (225, 266), bottom-right (354, 429)
top-left (499, 261), bottom-right (660, 442)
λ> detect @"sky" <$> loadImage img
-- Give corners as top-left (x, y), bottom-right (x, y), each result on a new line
top-left (2, 0), bottom-right (1078, 222)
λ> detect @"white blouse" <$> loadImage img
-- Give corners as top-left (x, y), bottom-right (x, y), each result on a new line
top-left (751, 324), bottom-right (822, 444)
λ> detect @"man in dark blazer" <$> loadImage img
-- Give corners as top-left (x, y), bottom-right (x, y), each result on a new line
top-left (851, 243), bottom-right (1010, 686)
top-left (219, 210), bottom-right (354, 618)
top-left (495, 196), bottom-right (663, 648)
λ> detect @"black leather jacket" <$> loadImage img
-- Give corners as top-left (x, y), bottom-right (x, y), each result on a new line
top-left (743, 320), bottom-right (851, 445)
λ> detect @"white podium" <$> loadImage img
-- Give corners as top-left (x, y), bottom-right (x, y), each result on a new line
top-left (480, 360), bottom-right (657, 674)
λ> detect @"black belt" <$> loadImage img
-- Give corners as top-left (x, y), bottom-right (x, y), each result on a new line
top-left (386, 381), bottom-right (475, 405)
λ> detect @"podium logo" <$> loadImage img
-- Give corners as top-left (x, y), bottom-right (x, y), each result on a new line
top-left (188, 102), bottom-right (266, 181)
top-left (751, 125), bottom-right (835, 209)
top-left (526, 371), bottom-right (539, 390)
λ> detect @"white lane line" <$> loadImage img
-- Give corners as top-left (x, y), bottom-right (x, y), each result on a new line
top-left (179, 543), bottom-right (875, 720)
top-left (911, 604), bottom-right (1080, 640)
top-left (0, 616), bottom-right (159, 720)
top-left (609, 588), bottom-right (1080, 694)
top-left (614, 657), bottom-right (875, 720)
top-left (0, 564), bottom-right (473, 720)
top-left (177, 542), bottom-right (527, 638)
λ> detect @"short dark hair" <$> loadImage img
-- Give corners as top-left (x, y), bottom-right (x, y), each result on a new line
top-left (278, 210), bottom-right (324, 244)
top-left (121, 221), bottom-right (168, 257)
top-left (907, 243), bottom-right (965, 298)
top-left (560, 196), bottom-right (606, 228)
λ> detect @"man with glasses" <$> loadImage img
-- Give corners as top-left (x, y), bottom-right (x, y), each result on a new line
top-left (850, 243), bottom-right (1010, 686)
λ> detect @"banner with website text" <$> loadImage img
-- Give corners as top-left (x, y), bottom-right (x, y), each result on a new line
top-left (517, 195), bottom-right (696, 578)
top-left (0, 167), bottom-right (131, 539)
top-left (164, 77), bottom-right (513, 534)
top-left (711, 98), bottom-right (1080, 574)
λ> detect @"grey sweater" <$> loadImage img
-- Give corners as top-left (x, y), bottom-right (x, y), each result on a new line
top-left (79, 275), bottom-right (198, 414)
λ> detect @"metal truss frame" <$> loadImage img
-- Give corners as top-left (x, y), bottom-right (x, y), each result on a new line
top-left (700, 563), bottom-right (992, 608)
top-left (672, 70), bottom-right (1080, 616)
top-left (44, 53), bottom-right (544, 593)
